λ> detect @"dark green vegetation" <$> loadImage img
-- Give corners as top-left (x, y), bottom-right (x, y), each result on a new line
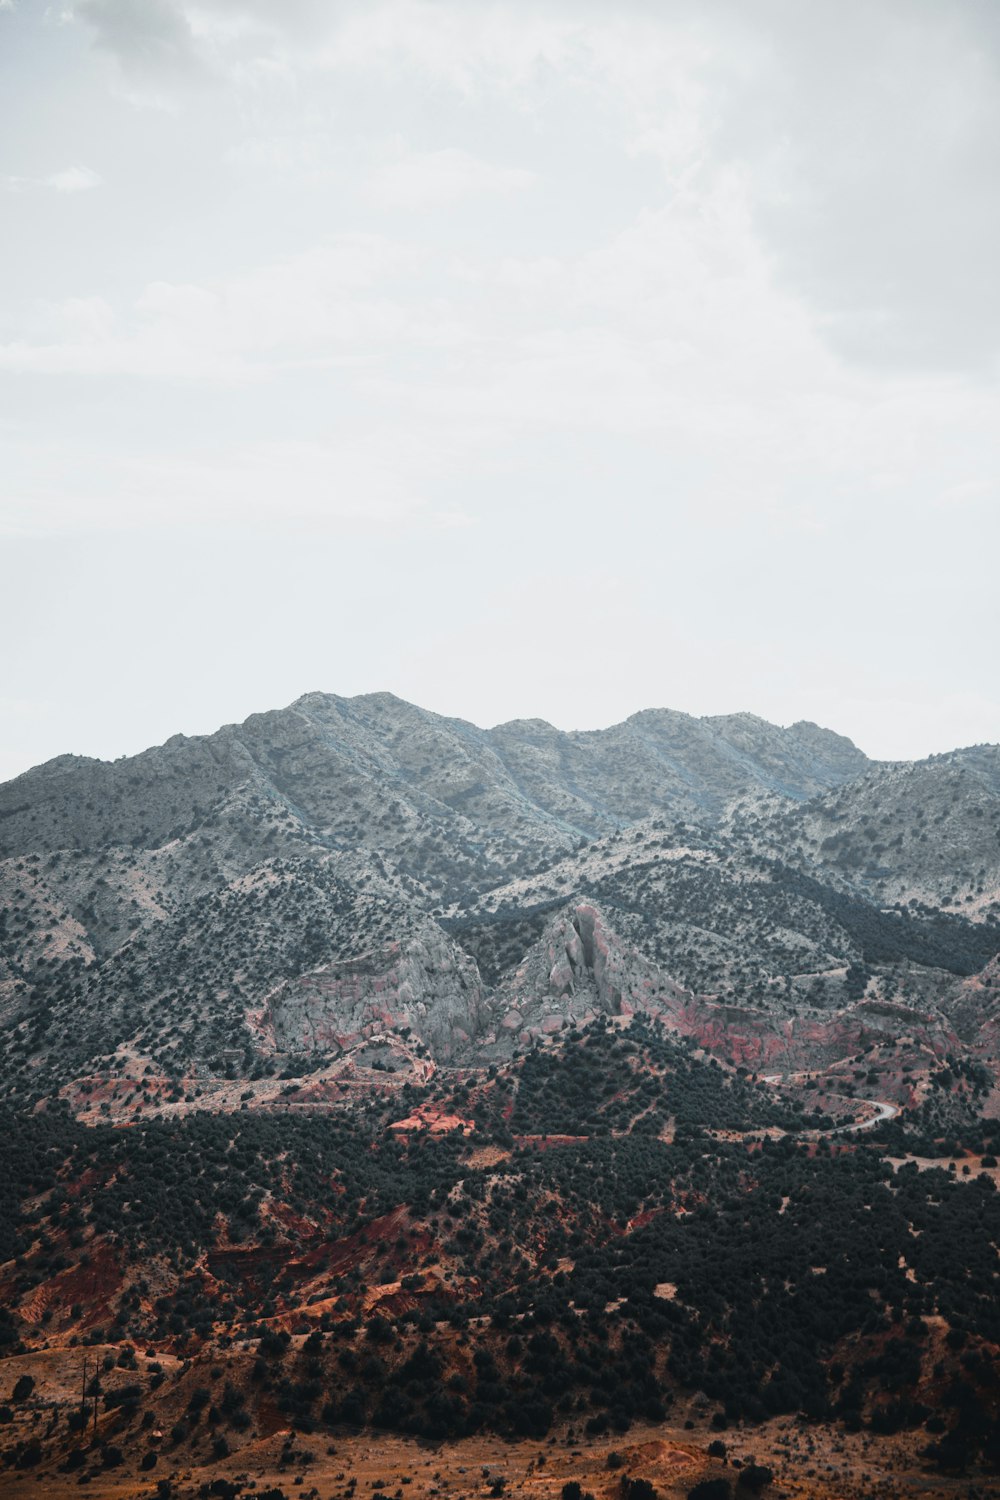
top-left (442, 900), bottom-right (566, 986)
top-left (2, 1021), bottom-right (999, 1477)
top-left (502, 1021), bottom-right (810, 1136)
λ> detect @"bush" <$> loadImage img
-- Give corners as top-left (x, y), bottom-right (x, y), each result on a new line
top-left (738, 1465), bottom-right (773, 1493)
top-left (621, 1480), bottom-right (657, 1500)
top-left (14, 1437), bottom-right (43, 1469)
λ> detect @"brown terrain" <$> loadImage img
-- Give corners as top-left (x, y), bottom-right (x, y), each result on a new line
top-left (0, 1349), bottom-right (989, 1500)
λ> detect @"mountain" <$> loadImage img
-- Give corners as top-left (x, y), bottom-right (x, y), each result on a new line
top-left (2, 694), bottom-right (999, 1112)
top-left (3, 694), bottom-right (1000, 1493)
top-left (0, 691), bottom-right (868, 866)
top-left (731, 746), bottom-right (1000, 911)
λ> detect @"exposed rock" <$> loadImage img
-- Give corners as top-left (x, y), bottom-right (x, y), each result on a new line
top-left (483, 901), bottom-right (684, 1050)
top-left (260, 924), bottom-right (485, 1060)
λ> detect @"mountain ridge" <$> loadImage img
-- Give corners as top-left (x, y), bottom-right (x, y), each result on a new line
top-left (1, 689), bottom-right (997, 1116)
top-left (0, 691), bottom-right (871, 861)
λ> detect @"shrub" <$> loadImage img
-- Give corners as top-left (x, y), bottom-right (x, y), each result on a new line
top-left (621, 1480), bottom-right (657, 1500)
top-left (738, 1465), bottom-right (773, 1493)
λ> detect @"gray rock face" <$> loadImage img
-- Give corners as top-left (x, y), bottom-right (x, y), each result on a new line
top-left (483, 902), bottom-right (684, 1050)
top-left (260, 924), bottom-right (486, 1060)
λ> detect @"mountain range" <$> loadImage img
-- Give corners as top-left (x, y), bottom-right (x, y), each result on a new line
top-left (1, 692), bottom-right (998, 1114)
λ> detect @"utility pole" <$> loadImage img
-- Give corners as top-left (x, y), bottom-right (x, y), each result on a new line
top-left (80, 1355), bottom-right (88, 1429)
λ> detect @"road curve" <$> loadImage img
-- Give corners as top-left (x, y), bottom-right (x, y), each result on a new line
top-left (759, 1071), bottom-right (900, 1136)
top-left (829, 1097), bottom-right (899, 1134)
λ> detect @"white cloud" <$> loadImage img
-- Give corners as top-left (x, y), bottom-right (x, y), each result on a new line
top-left (75, 0), bottom-right (199, 74)
top-left (2, 0), bottom-right (999, 768)
top-left (2, 427), bottom-right (476, 540)
top-left (366, 146), bottom-right (535, 210)
top-left (42, 164), bottom-right (103, 191)
top-left (90, 0), bottom-right (1000, 374)
top-left (935, 477), bottom-right (996, 509)
top-left (3, 165), bottom-right (102, 192)
top-left (0, 236), bottom-right (456, 379)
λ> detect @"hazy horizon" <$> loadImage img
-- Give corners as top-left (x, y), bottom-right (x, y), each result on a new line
top-left (3, 0), bottom-right (999, 779)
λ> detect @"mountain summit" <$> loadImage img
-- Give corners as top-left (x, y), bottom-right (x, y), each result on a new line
top-left (0, 692), bottom-right (869, 862)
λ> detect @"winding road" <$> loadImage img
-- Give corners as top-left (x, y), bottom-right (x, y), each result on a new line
top-left (829, 1097), bottom-right (899, 1134)
top-left (759, 1071), bottom-right (900, 1136)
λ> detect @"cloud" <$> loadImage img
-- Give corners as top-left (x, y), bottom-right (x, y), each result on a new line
top-left (3, 165), bottom-right (102, 193)
top-left (42, 165), bottom-right (103, 192)
top-left (366, 146), bottom-right (535, 210)
top-left (2, 428), bottom-right (474, 540)
top-left (699, 1), bottom-right (1000, 373)
top-left (76, 0), bottom-right (199, 73)
top-left (54, 1), bottom-right (1000, 370)
top-left (0, 236), bottom-right (452, 379)
top-left (935, 477), bottom-right (996, 510)
top-left (235, 0), bottom-right (1000, 373)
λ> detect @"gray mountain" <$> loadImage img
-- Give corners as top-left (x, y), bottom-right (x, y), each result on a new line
top-left (3, 691), bottom-right (998, 1118)
top-left (0, 690), bottom-right (868, 865)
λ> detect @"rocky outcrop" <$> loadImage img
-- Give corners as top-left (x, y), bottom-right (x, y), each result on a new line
top-left (259, 924), bottom-right (485, 1060)
top-left (483, 902), bottom-right (685, 1048)
top-left (480, 899), bottom-right (966, 1072)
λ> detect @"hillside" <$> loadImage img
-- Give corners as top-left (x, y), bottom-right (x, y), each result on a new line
top-left (1, 697), bottom-right (998, 1107)
top-left (731, 747), bottom-right (1000, 914)
top-left (1, 1017), bottom-right (999, 1497)
top-left (2, 694), bottom-right (1000, 1497)
top-left (0, 692), bottom-right (868, 868)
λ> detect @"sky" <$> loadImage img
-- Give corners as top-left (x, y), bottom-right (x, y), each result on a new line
top-left (2, 0), bottom-right (999, 779)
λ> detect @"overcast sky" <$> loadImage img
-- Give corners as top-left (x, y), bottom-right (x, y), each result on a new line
top-left (2, 0), bottom-right (999, 778)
